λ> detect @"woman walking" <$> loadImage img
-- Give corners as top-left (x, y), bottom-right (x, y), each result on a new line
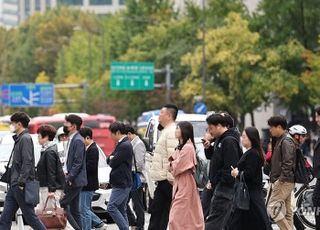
top-left (230, 127), bottom-right (272, 230)
top-left (168, 121), bottom-right (204, 230)
top-left (36, 124), bottom-right (65, 209)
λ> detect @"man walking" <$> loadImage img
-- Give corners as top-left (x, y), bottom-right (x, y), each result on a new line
top-left (204, 113), bottom-right (242, 229)
top-left (313, 106), bottom-right (320, 230)
top-left (148, 104), bottom-right (179, 230)
top-left (107, 122), bottom-right (133, 230)
top-left (267, 116), bottom-right (296, 230)
top-left (0, 112), bottom-right (46, 229)
top-left (126, 125), bottom-right (146, 230)
top-left (79, 127), bottom-right (108, 230)
top-left (60, 114), bottom-right (87, 230)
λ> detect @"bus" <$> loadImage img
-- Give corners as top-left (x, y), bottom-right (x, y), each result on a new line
top-left (28, 113), bottom-right (116, 155)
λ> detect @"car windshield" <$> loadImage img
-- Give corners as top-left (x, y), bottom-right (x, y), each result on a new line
top-left (188, 121), bottom-right (207, 139)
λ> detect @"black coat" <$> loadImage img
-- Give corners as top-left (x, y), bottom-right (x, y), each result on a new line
top-left (208, 129), bottom-right (242, 188)
top-left (237, 148), bottom-right (263, 190)
top-left (36, 144), bottom-right (65, 192)
top-left (107, 137), bottom-right (133, 188)
top-left (313, 138), bottom-right (320, 178)
top-left (10, 130), bottom-right (35, 187)
top-left (83, 142), bottom-right (99, 191)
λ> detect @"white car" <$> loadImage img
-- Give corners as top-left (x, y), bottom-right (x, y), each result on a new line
top-left (143, 113), bottom-right (209, 210)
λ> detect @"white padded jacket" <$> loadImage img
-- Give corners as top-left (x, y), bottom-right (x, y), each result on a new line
top-left (150, 122), bottom-right (178, 182)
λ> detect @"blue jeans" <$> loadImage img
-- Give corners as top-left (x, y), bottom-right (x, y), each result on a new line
top-left (80, 191), bottom-right (104, 230)
top-left (0, 185), bottom-right (46, 229)
top-left (107, 187), bottom-right (131, 230)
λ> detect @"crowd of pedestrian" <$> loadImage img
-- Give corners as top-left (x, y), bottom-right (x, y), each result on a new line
top-left (0, 105), bottom-right (319, 230)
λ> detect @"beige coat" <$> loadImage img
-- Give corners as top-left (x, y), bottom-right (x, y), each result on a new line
top-left (168, 140), bottom-right (204, 230)
top-left (150, 122), bottom-right (178, 182)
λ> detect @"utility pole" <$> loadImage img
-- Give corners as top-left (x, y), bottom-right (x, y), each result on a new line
top-left (86, 32), bottom-right (92, 113)
top-left (165, 64), bottom-right (172, 104)
top-left (201, 0), bottom-right (207, 102)
top-left (154, 64), bottom-right (173, 104)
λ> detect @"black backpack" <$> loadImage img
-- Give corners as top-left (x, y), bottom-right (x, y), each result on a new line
top-left (295, 148), bottom-right (313, 184)
top-left (194, 151), bottom-right (209, 189)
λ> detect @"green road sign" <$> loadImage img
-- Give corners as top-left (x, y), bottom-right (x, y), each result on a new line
top-left (110, 62), bottom-right (154, 90)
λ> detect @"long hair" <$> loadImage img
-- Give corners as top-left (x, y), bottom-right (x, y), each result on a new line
top-left (244, 127), bottom-right (265, 166)
top-left (177, 121), bottom-right (196, 150)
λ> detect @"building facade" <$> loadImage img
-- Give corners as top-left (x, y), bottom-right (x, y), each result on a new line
top-left (0, 0), bottom-right (125, 28)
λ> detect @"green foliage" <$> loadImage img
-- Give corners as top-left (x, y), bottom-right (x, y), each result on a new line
top-left (251, 0), bottom-right (320, 50)
top-left (181, 13), bottom-right (269, 121)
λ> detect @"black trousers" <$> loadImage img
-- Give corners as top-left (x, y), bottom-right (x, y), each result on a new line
top-left (60, 185), bottom-right (83, 230)
top-left (201, 187), bottom-right (214, 220)
top-left (148, 180), bottom-right (172, 230)
top-left (127, 186), bottom-right (145, 230)
top-left (229, 189), bottom-right (272, 230)
top-left (313, 178), bottom-right (320, 230)
top-left (205, 194), bottom-right (234, 230)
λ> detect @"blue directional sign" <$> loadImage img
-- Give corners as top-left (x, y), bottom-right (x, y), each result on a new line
top-left (1, 83), bottom-right (54, 107)
top-left (1, 84), bottom-right (9, 105)
top-left (193, 102), bottom-right (207, 114)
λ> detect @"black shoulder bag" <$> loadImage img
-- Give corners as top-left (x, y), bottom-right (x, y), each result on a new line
top-left (234, 171), bottom-right (250, 210)
top-left (0, 149), bottom-right (14, 183)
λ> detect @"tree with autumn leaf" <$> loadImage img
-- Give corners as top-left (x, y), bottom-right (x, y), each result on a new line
top-left (181, 13), bottom-right (274, 127)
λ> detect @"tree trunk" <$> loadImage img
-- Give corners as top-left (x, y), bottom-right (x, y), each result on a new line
top-left (250, 111), bottom-right (255, 127)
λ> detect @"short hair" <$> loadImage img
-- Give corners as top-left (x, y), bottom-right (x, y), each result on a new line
top-left (37, 124), bottom-right (57, 141)
top-left (10, 112), bottom-right (30, 128)
top-left (206, 113), bottom-right (233, 128)
top-left (217, 111), bottom-right (234, 128)
top-left (79, 127), bottom-right (93, 139)
top-left (267, 116), bottom-right (287, 130)
top-left (316, 106), bottom-right (320, 116)
top-left (125, 124), bottom-right (136, 135)
top-left (163, 104), bottom-right (178, 121)
top-left (109, 122), bottom-right (126, 134)
top-left (65, 114), bottom-right (82, 130)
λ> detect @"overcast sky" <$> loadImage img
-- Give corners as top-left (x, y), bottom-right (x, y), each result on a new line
top-left (244, 0), bottom-right (260, 13)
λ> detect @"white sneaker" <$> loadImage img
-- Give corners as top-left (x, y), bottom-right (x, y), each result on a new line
top-left (95, 223), bottom-right (108, 230)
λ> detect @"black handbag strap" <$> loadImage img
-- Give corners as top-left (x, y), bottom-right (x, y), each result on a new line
top-left (5, 148), bottom-right (14, 170)
top-left (239, 171), bottom-right (247, 186)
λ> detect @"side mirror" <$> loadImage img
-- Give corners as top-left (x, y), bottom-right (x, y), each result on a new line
top-left (142, 137), bottom-right (153, 154)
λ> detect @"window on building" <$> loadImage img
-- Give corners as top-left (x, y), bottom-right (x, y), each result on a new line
top-left (57, 0), bottom-right (83, 5)
top-left (25, 0), bottom-right (31, 17)
top-left (119, 0), bottom-right (125, 5)
top-left (4, 0), bottom-right (18, 3)
top-left (46, 0), bottom-right (51, 8)
top-left (90, 0), bottom-right (112, 5)
top-left (35, 0), bottom-right (41, 11)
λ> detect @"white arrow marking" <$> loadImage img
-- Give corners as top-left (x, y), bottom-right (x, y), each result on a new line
top-left (22, 91), bottom-right (40, 105)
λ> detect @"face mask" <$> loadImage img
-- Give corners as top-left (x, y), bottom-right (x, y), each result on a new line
top-left (9, 124), bottom-right (16, 133)
top-left (63, 126), bottom-right (70, 135)
top-left (62, 141), bottom-right (68, 150)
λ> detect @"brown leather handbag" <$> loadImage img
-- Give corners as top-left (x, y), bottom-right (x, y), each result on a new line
top-left (36, 196), bottom-right (67, 229)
